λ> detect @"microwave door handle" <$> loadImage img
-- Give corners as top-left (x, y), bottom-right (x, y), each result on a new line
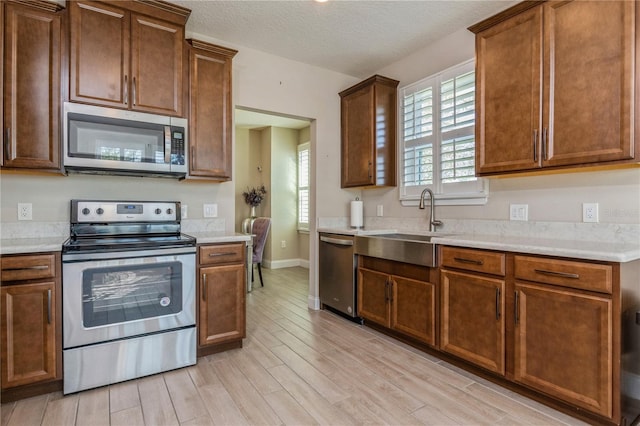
top-left (164, 126), bottom-right (171, 164)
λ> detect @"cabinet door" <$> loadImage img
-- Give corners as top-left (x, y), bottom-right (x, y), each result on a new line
top-left (391, 275), bottom-right (435, 346)
top-left (543, 1), bottom-right (634, 167)
top-left (69, 1), bottom-right (129, 108)
top-left (130, 13), bottom-right (183, 116)
top-left (357, 268), bottom-right (389, 326)
top-left (1, 282), bottom-right (57, 389)
top-left (440, 269), bottom-right (505, 375)
top-left (199, 264), bottom-right (246, 347)
top-left (475, 6), bottom-right (542, 175)
top-left (3, 2), bottom-right (61, 169)
top-left (514, 282), bottom-right (612, 418)
top-left (341, 85), bottom-right (375, 187)
top-left (188, 42), bottom-right (236, 179)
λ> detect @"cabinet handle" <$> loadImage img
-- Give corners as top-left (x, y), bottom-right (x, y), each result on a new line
top-left (190, 146), bottom-right (195, 170)
top-left (384, 278), bottom-right (389, 302)
top-left (542, 128), bottom-right (548, 160)
top-left (495, 287), bottom-right (501, 320)
top-left (132, 77), bottom-right (137, 106)
top-left (532, 129), bottom-right (538, 162)
top-left (47, 289), bottom-right (52, 325)
top-left (389, 279), bottom-right (393, 303)
top-left (453, 257), bottom-right (484, 266)
top-left (1, 265), bottom-right (49, 272)
top-left (202, 273), bottom-right (207, 301)
top-left (124, 75), bottom-right (128, 105)
top-left (4, 128), bottom-right (10, 158)
top-left (368, 161), bottom-right (372, 180)
top-left (514, 291), bottom-right (520, 324)
top-left (533, 269), bottom-right (579, 280)
top-left (209, 252), bottom-right (236, 257)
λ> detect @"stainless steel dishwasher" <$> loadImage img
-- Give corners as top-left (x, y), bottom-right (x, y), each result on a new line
top-left (319, 233), bottom-right (359, 320)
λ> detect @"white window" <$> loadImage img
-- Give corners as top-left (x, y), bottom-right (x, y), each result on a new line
top-left (297, 142), bottom-right (310, 231)
top-left (400, 60), bottom-right (487, 205)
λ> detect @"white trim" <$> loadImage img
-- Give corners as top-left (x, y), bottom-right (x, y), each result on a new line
top-left (308, 295), bottom-right (321, 311)
top-left (262, 259), bottom-right (309, 269)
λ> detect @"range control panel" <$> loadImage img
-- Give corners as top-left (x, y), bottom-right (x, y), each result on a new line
top-left (71, 200), bottom-right (180, 223)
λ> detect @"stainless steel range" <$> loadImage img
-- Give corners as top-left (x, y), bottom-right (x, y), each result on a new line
top-left (62, 200), bottom-right (196, 394)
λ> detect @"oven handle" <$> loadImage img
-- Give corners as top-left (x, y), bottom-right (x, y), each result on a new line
top-left (62, 246), bottom-right (196, 262)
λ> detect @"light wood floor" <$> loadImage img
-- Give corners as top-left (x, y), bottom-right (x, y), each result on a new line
top-left (2, 266), bottom-right (588, 426)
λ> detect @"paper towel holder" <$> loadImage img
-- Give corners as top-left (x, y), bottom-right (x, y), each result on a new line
top-left (350, 197), bottom-right (364, 229)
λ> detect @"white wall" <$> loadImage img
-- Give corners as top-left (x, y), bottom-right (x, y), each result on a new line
top-left (367, 29), bottom-right (640, 226)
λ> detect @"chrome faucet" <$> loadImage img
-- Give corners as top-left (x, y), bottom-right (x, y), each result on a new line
top-left (419, 188), bottom-right (443, 232)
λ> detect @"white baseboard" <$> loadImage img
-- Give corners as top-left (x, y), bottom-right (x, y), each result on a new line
top-left (263, 259), bottom-right (309, 269)
top-left (308, 295), bottom-right (320, 311)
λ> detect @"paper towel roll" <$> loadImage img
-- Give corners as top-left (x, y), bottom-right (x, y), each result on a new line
top-left (350, 200), bottom-right (363, 228)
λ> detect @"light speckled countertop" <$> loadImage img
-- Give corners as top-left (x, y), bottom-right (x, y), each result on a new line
top-left (188, 232), bottom-right (251, 245)
top-left (318, 227), bottom-right (640, 263)
top-left (430, 233), bottom-right (640, 263)
top-left (0, 237), bottom-right (67, 255)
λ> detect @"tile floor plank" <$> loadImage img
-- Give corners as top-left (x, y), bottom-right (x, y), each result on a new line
top-left (76, 387), bottom-right (109, 426)
top-left (138, 375), bottom-right (179, 426)
top-left (163, 368), bottom-right (209, 423)
top-left (40, 394), bottom-right (78, 426)
top-left (110, 406), bottom-right (145, 426)
top-left (109, 380), bottom-right (141, 414)
top-left (4, 395), bottom-right (48, 426)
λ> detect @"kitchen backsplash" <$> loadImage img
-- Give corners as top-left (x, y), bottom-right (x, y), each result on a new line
top-left (319, 216), bottom-right (640, 245)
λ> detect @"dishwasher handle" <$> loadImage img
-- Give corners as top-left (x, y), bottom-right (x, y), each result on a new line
top-left (320, 236), bottom-right (354, 246)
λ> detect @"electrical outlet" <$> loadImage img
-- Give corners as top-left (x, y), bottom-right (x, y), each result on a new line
top-left (376, 205), bottom-right (384, 217)
top-left (203, 204), bottom-right (217, 218)
top-left (18, 203), bottom-right (32, 221)
top-left (181, 205), bottom-right (188, 219)
top-left (281, 240), bottom-right (286, 248)
top-left (583, 203), bottom-right (599, 223)
top-left (509, 204), bottom-right (528, 221)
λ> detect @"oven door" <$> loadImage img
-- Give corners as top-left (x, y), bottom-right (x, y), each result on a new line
top-left (62, 247), bottom-right (195, 349)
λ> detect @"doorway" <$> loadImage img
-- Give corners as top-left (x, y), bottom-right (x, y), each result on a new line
top-left (234, 106), bottom-right (312, 271)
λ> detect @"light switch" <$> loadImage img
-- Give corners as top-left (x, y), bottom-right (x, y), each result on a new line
top-left (509, 204), bottom-right (528, 221)
top-left (203, 204), bottom-right (218, 218)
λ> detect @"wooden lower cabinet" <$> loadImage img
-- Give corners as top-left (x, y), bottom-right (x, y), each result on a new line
top-left (514, 282), bottom-right (613, 418)
top-left (358, 257), bottom-right (436, 346)
top-left (0, 252), bottom-right (62, 402)
top-left (440, 269), bottom-right (505, 375)
top-left (1, 282), bottom-right (57, 388)
top-left (197, 243), bottom-right (246, 356)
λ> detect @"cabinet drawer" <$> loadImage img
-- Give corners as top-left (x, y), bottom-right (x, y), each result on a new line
top-left (1, 254), bottom-right (56, 282)
top-left (441, 247), bottom-right (505, 276)
top-left (199, 243), bottom-right (244, 265)
top-left (514, 255), bottom-right (612, 294)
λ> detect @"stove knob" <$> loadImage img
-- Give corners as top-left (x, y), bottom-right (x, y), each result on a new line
top-left (96, 208), bottom-right (104, 215)
top-left (166, 208), bottom-right (173, 215)
top-left (155, 208), bottom-right (162, 215)
top-left (82, 208), bottom-right (91, 215)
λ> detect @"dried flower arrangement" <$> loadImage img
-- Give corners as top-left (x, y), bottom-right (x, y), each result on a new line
top-left (242, 185), bottom-right (267, 207)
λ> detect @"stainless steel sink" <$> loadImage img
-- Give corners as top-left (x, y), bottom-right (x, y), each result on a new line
top-left (354, 233), bottom-right (445, 267)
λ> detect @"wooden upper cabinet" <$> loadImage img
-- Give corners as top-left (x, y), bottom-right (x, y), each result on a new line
top-left (2, 0), bottom-right (62, 170)
top-left (474, 6), bottom-right (542, 174)
top-left (340, 75), bottom-right (399, 188)
top-left (472, 0), bottom-right (636, 175)
top-left (543, 1), bottom-right (634, 167)
top-left (69, 1), bottom-right (189, 117)
top-left (187, 39), bottom-right (237, 180)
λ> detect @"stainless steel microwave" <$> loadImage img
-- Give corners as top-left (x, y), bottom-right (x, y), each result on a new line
top-left (63, 102), bottom-right (188, 178)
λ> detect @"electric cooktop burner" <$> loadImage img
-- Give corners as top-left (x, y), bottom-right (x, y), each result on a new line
top-left (62, 199), bottom-right (195, 253)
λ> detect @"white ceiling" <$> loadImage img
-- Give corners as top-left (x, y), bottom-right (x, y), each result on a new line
top-left (172, 0), bottom-right (517, 79)
top-left (171, 0), bottom-right (518, 127)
